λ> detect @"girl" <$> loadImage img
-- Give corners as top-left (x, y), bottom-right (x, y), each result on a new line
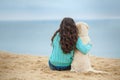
top-left (48, 17), bottom-right (92, 71)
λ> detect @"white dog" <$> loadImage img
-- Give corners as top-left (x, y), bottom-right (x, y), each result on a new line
top-left (71, 22), bottom-right (105, 73)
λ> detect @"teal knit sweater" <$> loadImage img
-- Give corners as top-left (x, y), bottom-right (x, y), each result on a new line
top-left (49, 33), bottom-right (92, 66)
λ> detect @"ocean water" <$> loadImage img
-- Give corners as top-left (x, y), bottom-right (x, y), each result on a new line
top-left (0, 19), bottom-right (120, 59)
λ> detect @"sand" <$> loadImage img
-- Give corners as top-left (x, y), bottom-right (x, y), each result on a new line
top-left (0, 51), bottom-right (120, 80)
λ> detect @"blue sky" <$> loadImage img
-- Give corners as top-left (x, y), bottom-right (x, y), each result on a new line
top-left (0, 0), bottom-right (120, 20)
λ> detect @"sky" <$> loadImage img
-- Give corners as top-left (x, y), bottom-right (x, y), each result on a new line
top-left (0, 0), bottom-right (120, 20)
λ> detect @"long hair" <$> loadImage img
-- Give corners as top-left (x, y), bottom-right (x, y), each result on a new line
top-left (51, 17), bottom-right (78, 53)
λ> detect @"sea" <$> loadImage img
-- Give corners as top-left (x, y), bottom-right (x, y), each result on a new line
top-left (0, 19), bottom-right (120, 59)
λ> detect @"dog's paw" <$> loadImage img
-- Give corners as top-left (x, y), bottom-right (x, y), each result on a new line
top-left (70, 69), bottom-right (75, 72)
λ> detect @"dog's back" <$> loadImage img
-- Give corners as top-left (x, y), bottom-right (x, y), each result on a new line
top-left (71, 50), bottom-right (92, 72)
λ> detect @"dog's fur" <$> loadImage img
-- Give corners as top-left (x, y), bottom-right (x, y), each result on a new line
top-left (71, 22), bottom-right (105, 73)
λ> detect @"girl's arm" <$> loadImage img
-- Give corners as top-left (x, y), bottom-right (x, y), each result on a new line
top-left (76, 37), bottom-right (92, 55)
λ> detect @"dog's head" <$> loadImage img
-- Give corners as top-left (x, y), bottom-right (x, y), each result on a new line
top-left (76, 22), bottom-right (89, 37)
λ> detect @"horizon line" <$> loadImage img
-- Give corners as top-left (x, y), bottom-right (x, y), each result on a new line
top-left (0, 18), bottom-right (120, 21)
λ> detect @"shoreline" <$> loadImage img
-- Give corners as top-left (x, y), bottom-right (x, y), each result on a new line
top-left (0, 50), bottom-right (119, 59)
top-left (0, 51), bottom-right (120, 80)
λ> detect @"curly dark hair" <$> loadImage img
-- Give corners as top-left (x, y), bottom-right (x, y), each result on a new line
top-left (51, 17), bottom-right (78, 53)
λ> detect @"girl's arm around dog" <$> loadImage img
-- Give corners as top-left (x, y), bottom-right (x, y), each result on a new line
top-left (76, 37), bottom-right (92, 55)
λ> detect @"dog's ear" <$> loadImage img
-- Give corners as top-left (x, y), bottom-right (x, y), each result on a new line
top-left (80, 23), bottom-right (87, 31)
top-left (81, 22), bottom-right (89, 31)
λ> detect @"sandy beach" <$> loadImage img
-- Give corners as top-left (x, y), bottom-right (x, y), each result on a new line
top-left (0, 51), bottom-right (120, 80)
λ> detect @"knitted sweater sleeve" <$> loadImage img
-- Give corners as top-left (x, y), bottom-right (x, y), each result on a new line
top-left (76, 37), bottom-right (92, 55)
